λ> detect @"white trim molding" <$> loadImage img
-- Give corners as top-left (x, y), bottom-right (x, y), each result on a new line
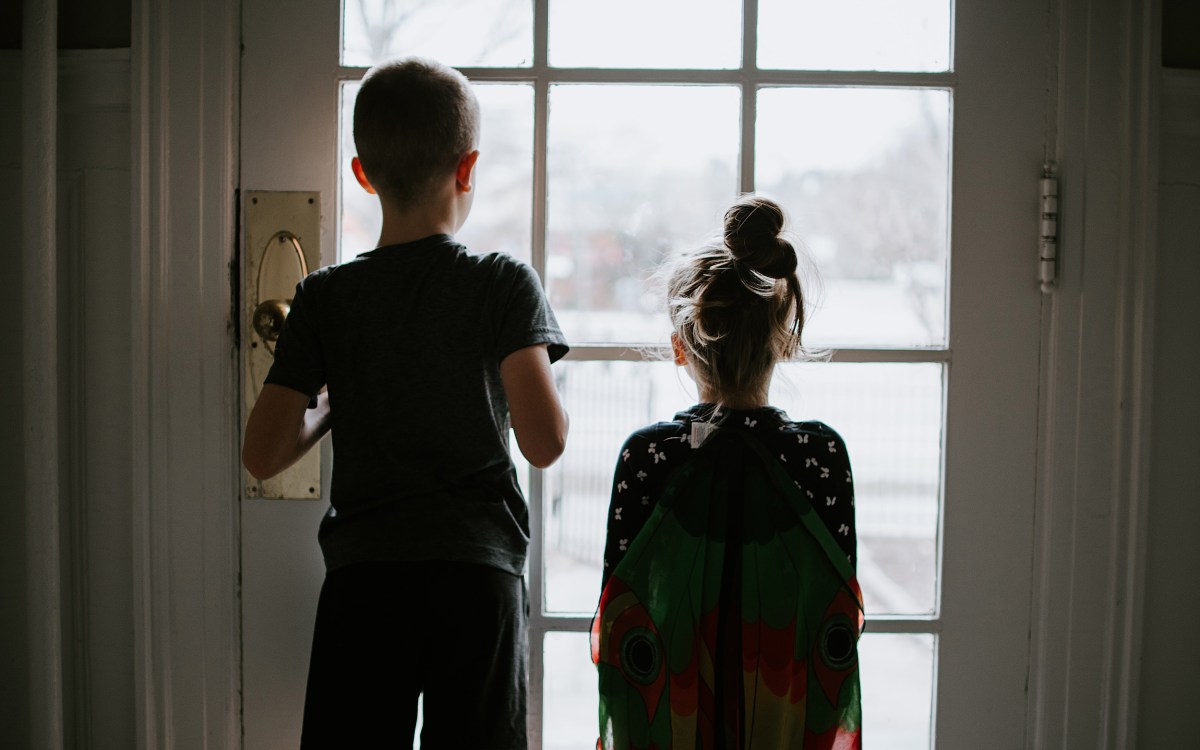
top-left (131, 0), bottom-right (242, 747)
top-left (1027, 0), bottom-right (1160, 746)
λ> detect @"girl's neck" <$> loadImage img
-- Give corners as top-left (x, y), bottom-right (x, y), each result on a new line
top-left (698, 386), bottom-right (769, 411)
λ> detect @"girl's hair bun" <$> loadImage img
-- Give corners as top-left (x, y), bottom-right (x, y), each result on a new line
top-left (722, 195), bottom-right (798, 279)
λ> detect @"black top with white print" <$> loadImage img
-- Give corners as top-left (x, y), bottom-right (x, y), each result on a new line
top-left (601, 403), bottom-right (857, 589)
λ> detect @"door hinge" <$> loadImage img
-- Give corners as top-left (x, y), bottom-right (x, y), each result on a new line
top-left (1040, 162), bottom-right (1059, 293)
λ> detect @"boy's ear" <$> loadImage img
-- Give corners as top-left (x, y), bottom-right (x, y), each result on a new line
top-left (456, 150), bottom-right (480, 193)
top-left (671, 332), bottom-right (688, 366)
top-left (351, 156), bottom-right (376, 195)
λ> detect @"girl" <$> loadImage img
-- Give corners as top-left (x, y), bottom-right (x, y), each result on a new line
top-left (593, 195), bottom-right (862, 749)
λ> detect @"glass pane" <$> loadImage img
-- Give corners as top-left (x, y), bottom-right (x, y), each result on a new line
top-left (460, 85), bottom-right (535, 261)
top-left (549, 0), bottom-right (740, 69)
top-left (757, 87), bottom-right (951, 348)
top-left (545, 360), bottom-right (941, 617)
top-left (759, 0), bottom-right (951, 72)
top-left (860, 633), bottom-right (936, 748)
top-left (339, 82), bottom-right (374, 260)
top-left (771, 363), bottom-right (941, 616)
top-left (342, 0), bottom-right (532, 67)
top-left (543, 631), bottom-right (934, 749)
top-left (339, 82), bottom-right (534, 264)
top-left (547, 85), bottom-right (739, 345)
top-left (543, 632), bottom-right (598, 750)
top-left (544, 360), bottom-right (693, 613)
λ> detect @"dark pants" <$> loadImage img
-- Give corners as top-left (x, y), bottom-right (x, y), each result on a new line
top-left (300, 560), bottom-right (529, 749)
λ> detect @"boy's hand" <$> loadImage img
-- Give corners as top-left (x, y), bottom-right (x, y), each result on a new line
top-left (500, 345), bottom-right (568, 469)
top-left (242, 384), bottom-right (331, 480)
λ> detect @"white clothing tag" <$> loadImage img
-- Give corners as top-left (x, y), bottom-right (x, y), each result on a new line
top-left (690, 420), bottom-right (715, 448)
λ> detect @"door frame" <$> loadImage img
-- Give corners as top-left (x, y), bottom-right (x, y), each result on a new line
top-left (122, 0), bottom-right (1160, 747)
top-left (129, 0), bottom-right (241, 747)
top-left (1025, 0), bottom-right (1161, 746)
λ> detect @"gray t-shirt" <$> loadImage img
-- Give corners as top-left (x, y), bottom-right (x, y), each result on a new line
top-left (265, 234), bottom-right (568, 575)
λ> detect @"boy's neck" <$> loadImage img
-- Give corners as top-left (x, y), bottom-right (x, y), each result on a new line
top-left (375, 185), bottom-right (471, 248)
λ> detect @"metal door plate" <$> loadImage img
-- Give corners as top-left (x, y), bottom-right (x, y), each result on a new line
top-left (243, 190), bottom-right (322, 499)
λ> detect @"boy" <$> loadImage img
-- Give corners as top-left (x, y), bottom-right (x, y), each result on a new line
top-left (242, 57), bottom-right (569, 749)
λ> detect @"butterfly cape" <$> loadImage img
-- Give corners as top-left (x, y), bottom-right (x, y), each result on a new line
top-left (592, 427), bottom-right (863, 750)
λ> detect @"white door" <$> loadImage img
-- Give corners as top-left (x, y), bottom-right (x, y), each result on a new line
top-left (239, 1), bottom-right (1048, 747)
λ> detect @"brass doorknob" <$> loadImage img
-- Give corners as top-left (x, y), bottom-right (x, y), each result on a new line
top-left (252, 299), bottom-right (291, 343)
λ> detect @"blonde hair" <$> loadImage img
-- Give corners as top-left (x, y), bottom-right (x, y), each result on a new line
top-left (667, 195), bottom-right (805, 403)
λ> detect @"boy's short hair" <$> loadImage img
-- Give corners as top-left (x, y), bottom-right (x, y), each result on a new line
top-left (353, 57), bottom-right (481, 208)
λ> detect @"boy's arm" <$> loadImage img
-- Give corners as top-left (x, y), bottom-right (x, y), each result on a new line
top-left (500, 344), bottom-right (568, 469)
top-left (242, 384), bottom-right (331, 480)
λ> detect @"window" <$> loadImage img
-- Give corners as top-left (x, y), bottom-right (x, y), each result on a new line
top-left (338, 1), bottom-right (953, 745)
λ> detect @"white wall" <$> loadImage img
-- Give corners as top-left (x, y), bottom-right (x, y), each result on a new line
top-left (1138, 69), bottom-right (1200, 748)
